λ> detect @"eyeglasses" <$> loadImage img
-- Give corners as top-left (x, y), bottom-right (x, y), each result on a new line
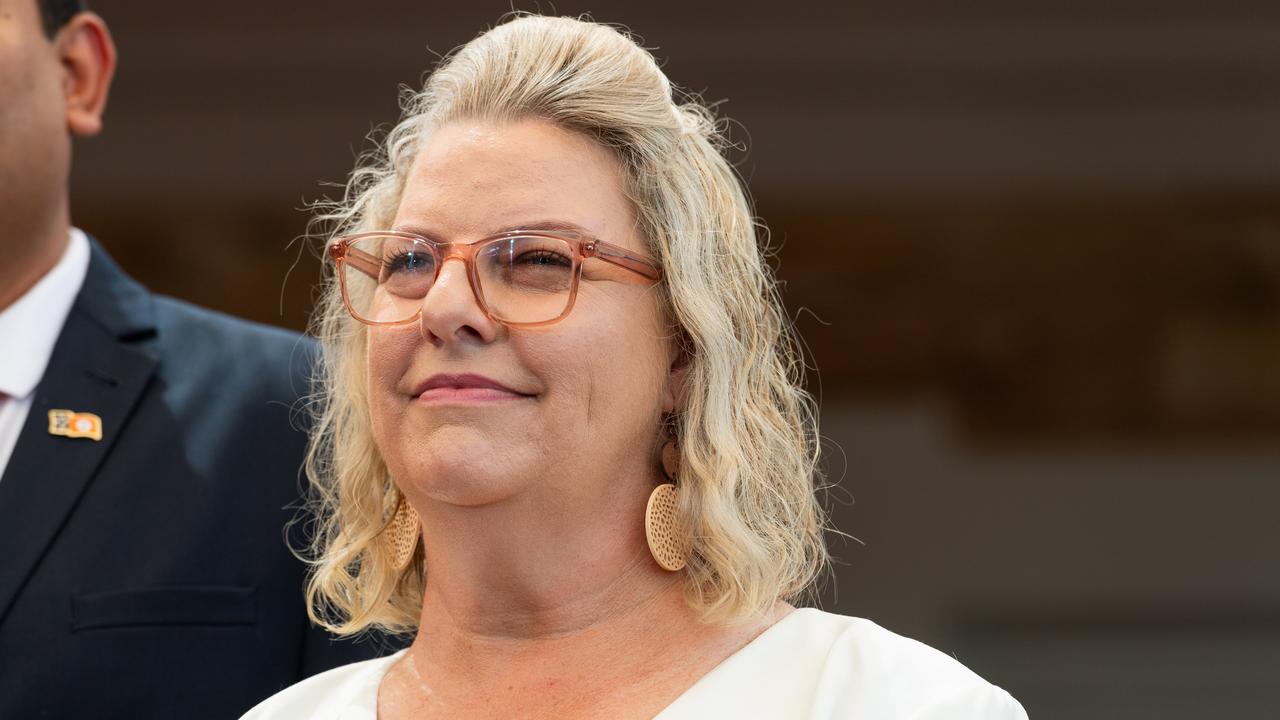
top-left (329, 229), bottom-right (662, 327)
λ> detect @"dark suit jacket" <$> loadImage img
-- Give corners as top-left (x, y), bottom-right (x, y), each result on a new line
top-left (0, 241), bottom-right (391, 718)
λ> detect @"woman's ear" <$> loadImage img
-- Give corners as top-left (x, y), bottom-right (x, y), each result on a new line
top-left (661, 336), bottom-right (691, 414)
top-left (56, 12), bottom-right (116, 137)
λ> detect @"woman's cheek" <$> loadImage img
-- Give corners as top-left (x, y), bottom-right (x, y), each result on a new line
top-left (365, 330), bottom-right (409, 443)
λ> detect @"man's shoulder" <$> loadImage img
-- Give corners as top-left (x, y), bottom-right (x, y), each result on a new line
top-left (76, 238), bottom-right (314, 367)
top-left (145, 295), bottom-right (317, 407)
top-left (151, 294), bottom-right (313, 360)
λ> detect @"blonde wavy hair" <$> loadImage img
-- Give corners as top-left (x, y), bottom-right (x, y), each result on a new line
top-left (303, 14), bottom-right (828, 635)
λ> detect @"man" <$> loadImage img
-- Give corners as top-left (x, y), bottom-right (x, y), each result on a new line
top-left (0, 2), bottom-right (390, 716)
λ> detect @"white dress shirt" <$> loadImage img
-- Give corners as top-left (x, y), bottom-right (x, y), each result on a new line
top-left (0, 229), bottom-right (92, 481)
top-left (240, 608), bottom-right (1029, 719)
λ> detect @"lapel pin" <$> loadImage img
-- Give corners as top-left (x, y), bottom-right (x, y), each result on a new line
top-left (47, 409), bottom-right (104, 442)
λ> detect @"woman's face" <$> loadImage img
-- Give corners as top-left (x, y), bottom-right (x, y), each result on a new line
top-left (368, 118), bottom-right (676, 509)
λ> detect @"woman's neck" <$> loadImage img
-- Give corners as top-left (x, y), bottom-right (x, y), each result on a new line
top-left (411, 478), bottom-right (679, 641)
top-left (383, 582), bottom-right (752, 720)
top-left (382, 468), bottom-right (789, 718)
top-left (390, 493), bottom-right (717, 718)
top-left (413, 567), bottom-right (694, 673)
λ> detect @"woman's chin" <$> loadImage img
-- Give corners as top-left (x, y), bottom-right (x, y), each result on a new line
top-left (415, 474), bottom-right (527, 508)
top-left (396, 445), bottom-right (536, 508)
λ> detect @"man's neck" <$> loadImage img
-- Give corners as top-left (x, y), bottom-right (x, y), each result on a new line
top-left (0, 216), bottom-right (72, 313)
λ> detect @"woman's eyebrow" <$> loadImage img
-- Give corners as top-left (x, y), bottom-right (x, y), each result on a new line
top-left (392, 220), bottom-right (595, 239)
top-left (389, 224), bottom-right (444, 241)
top-left (492, 220), bottom-right (592, 235)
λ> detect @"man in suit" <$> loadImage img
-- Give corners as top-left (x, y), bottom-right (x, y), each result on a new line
top-left (0, 2), bottom-right (391, 716)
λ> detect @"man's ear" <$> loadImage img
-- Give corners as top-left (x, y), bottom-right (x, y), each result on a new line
top-left (57, 12), bottom-right (116, 137)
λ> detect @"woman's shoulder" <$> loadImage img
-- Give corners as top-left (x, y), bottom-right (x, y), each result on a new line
top-left (239, 651), bottom-right (404, 720)
top-left (797, 609), bottom-right (1025, 716)
top-left (662, 608), bottom-right (1027, 719)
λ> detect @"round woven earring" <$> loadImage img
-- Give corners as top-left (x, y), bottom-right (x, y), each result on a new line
top-left (385, 495), bottom-right (421, 573)
top-left (645, 442), bottom-right (690, 572)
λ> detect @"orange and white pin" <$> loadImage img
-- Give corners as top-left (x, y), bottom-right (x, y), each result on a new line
top-left (47, 409), bottom-right (104, 441)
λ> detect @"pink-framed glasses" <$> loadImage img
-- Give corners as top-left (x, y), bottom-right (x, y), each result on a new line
top-left (328, 229), bottom-right (662, 327)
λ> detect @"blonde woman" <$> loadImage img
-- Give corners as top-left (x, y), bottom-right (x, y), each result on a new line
top-left (245, 15), bottom-right (1027, 720)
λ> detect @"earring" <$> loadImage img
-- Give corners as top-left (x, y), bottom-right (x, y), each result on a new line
top-left (645, 442), bottom-right (690, 572)
top-left (386, 495), bottom-right (421, 573)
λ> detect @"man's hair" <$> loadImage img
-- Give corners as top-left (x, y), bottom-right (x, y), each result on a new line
top-left (38, 0), bottom-right (87, 37)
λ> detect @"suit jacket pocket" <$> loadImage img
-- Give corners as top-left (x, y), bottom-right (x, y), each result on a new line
top-left (71, 585), bottom-right (256, 631)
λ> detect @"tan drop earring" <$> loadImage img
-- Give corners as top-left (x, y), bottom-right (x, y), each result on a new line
top-left (645, 442), bottom-right (690, 571)
top-left (386, 494), bottom-right (421, 573)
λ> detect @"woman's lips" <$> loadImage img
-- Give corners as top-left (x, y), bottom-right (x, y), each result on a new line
top-left (417, 387), bottom-right (525, 403)
top-left (413, 373), bottom-right (531, 404)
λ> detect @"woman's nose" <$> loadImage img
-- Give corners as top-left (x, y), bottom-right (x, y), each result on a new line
top-left (417, 258), bottom-right (499, 345)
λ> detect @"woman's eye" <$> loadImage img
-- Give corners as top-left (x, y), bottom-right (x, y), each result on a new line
top-left (384, 250), bottom-right (432, 273)
top-left (514, 250), bottom-right (572, 267)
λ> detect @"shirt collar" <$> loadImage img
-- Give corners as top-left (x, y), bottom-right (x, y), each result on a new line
top-left (0, 228), bottom-right (92, 400)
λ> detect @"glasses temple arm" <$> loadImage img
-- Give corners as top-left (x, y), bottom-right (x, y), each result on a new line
top-left (336, 243), bottom-right (382, 280)
top-left (590, 241), bottom-right (662, 281)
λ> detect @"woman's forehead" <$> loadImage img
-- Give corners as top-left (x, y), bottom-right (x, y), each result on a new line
top-left (395, 119), bottom-right (641, 248)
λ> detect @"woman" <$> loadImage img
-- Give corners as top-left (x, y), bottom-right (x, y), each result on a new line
top-left (245, 15), bottom-right (1027, 719)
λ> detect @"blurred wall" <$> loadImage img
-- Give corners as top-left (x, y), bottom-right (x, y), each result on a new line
top-left (73, 1), bottom-right (1280, 716)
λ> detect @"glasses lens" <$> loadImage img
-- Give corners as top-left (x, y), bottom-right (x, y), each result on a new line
top-left (341, 235), bottom-right (436, 324)
top-left (477, 235), bottom-right (576, 324)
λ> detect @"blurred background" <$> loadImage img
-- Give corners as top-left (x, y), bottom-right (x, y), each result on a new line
top-left (76, 1), bottom-right (1280, 717)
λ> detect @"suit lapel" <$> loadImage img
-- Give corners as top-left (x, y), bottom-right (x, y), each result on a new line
top-left (0, 241), bottom-right (157, 624)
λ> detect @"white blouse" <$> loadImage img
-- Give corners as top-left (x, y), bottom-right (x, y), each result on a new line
top-left (242, 609), bottom-right (1028, 719)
